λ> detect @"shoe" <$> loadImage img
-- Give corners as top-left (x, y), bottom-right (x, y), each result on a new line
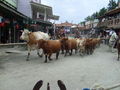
top-left (33, 80), bottom-right (43, 90)
top-left (57, 80), bottom-right (67, 90)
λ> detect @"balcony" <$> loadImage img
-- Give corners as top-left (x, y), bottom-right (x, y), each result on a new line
top-left (98, 18), bottom-right (120, 29)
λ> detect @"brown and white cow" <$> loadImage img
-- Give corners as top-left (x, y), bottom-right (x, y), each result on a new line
top-left (20, 29), bottom-right (50, 61)
top-left (76, 38), bottom-right (86, 56)
top-left (38, 39), bottom-right (61, 63)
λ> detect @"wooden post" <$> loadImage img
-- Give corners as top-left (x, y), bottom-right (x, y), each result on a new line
top-left (14, 26), bottom-right (16, 43)
top-left (9, 28), bottom-right (11, 43)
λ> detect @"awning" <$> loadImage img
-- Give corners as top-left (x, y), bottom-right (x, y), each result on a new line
top-left (0, 1), bottom-right (29, 19)
top-left (48, 15), bottom-right (59, 20)
top-left (33, 19), bottom-right (52, 26)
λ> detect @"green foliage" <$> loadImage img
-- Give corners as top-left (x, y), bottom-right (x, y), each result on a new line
top-left (79, 0), bottom-right (118, 23)
top-left (99, 7), bottom-right (107, 16)
top-left (108, 0), bottom-right (117, 11)
top-left (85, 16), bottom-right (94, 21)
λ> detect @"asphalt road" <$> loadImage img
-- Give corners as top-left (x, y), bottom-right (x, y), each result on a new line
top-left (0, 44), bottom-right (120, 90)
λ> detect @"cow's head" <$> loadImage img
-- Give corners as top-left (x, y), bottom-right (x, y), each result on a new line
top-left (20, 29), bottom-right (31, 41)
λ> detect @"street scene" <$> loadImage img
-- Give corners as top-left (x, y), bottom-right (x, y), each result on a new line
top-left (1, 0), bottom-right (120, 90)
top-left (0, 44), bottom-right (120, 90)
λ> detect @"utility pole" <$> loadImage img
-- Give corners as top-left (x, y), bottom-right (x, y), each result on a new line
top-left (53, 20), bottom-right (56, 39)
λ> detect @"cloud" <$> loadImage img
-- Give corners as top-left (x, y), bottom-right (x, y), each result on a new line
top-left (42, 0), bottom-right (109, 24)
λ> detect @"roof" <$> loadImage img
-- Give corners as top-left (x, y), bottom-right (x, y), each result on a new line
top-left (33, 19), bottom-right (52, 25)
top-left (98, 7), bottom-right (120, 19)
top-left (0, 1), bottom-right (29, 19)
top-left (105, 7), bottom-right (120, 16)
top-left (56, 22), bottom-right (77, 27)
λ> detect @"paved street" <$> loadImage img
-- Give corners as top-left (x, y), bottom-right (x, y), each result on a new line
top-left (0, 45), bottom-right (120, 90)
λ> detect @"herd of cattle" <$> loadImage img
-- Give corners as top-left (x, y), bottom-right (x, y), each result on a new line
top-left (20, 29), bottom-right (101, 63)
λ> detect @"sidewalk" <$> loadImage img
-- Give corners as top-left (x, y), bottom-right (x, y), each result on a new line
top-left (0, 43), bottom-right (26, 47)
top-left (0, 43), bottom-right (27, 56)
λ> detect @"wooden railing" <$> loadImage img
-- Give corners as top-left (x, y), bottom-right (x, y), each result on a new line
top-left (98, 18), bottom-right (120, 29)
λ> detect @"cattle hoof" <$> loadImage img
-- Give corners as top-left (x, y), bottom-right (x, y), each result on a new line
top-left (26, 58), bottom-right (29, 61)
top-left (49, 58), bottom-right (53, 61)
top-left (61, 52), bottom-right (64, 54)
top-left (44, 61), bottom-right (47, 63)
top-left (39, 55), bottom-right (43, 57)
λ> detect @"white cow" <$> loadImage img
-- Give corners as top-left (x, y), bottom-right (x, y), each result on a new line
top-left (20, 29), bottom-right (50, 61)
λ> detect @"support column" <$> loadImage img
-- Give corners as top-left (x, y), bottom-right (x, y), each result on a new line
top-left (44, 8), bottom-right (47, 21)
top-left (53, 21), bottom-right (56, 39)
top-left (14, 26), bottom-right (16, 43)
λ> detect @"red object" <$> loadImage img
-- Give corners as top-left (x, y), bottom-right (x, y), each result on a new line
top-left (0, 22), bottom-right (5, 27)
top-left (16, 24), bottom-right (19, 29)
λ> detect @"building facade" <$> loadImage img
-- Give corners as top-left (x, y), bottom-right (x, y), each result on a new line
top-left (97, 1), bottom-right (120, 33)
top-left (0, 0), bottom-right (30, 43)
top-left (0, 0), bottom-right (59, 44)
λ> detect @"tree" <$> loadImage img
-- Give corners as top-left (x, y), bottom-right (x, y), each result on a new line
top-left (99, 7), bottom-right (107, 16)
top-left (85, 16), bottom-right (94, 21)
top-left (91, 12), bottom-right (99, 19)
top-left (108, 0), bottom-right (117, 11)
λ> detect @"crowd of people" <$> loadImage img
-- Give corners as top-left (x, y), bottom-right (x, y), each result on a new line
top-left (98, 29), bottom-right (120, 52)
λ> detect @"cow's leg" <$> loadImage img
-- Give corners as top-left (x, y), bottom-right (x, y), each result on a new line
top-left (45, 54), bottom-right (48, 63)
top-left (39, 49), bottom-right (43, 57)
top-left (69, 49), bottom-right (72, 56)
top-left (61, 49), bottom-right (64, 54)
top-left (64, 50), bottom-right (68, 56)
top-left (56, 51), bottom-right (60, 60)
top-left (37, 49), bottom-right (41, 57)
top-left (27, 47), bottom-right (31, 61)
top-left (48, 53), bottom-right (52, 61)
top-left (75, 49), bottom-right (77, 54)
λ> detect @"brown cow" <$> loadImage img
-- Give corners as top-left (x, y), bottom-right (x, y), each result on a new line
top-left (38, 39), bottom-right (61, 63)
top-left (60, 37), bottom-right (77, 56)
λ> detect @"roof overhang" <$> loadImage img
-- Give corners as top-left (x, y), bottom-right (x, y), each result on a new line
top-left (0, 1), bottom-right (29, 19)
top-left (48, 15), bottom-right (59, 20)
top-left (105, 7), bottom-right (120, 16)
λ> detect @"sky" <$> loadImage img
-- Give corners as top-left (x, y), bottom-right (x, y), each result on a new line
top-left (42, 0), bottom-right (109, 24)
